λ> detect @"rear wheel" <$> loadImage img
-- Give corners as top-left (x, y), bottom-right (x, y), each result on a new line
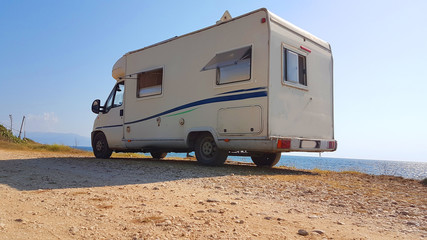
top-left (92, 133), bottom-right (112, 159)
top-left (250, 152), bottom-right (281, 167)
top-left (194, 133), bottom-right (228, 166)
top-left (150, 152), bottom-right (168, 159)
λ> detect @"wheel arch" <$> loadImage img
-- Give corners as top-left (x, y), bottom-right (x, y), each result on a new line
top-left (186, 128), bottom-right (219, 149)
top-left (91, 130), bottom-right (105, 147)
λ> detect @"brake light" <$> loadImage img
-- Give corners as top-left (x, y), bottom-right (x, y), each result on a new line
top-left (277, 139), bottom-right (291, 149)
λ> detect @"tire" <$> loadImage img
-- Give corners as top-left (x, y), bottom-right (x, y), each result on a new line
top-left (150, 152), bottom-right (168, 159)
top-left (250, 152), bottom-right (281, 167)
top-left (92, 133), bottom-right (113, 159)
top-left (194, 133), bottom-right (228, 166)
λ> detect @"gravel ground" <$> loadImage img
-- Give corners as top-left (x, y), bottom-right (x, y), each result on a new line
top-left (0, 149), bottom-right (426, 239)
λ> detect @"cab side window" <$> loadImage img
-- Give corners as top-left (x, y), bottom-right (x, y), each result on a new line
top-left (104, 82), bottom-right (125, 113)
top-left (113, 83), bottom-right (124, 107)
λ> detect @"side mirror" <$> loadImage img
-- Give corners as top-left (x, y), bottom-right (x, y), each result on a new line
top-left (91, 99), bottom-right (101, 114)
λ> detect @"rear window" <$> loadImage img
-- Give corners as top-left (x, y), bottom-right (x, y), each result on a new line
top-left (283, 48), bottom-right (307, 86)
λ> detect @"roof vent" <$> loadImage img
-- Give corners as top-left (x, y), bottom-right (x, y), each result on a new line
top-left (216, 10), bottom-right (232, 24)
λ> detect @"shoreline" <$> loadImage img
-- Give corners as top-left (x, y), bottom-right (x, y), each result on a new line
top-left (71, 147), bottom-right (427, 180)
top-left (0, 149), bottom-right (426, 239)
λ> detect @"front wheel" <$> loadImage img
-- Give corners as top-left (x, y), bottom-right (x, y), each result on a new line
top-left (194, 133), bottom-right (228, 166)
top-left (92, 133), bottom-right (113, 159)
top-left (150, 152), bottom-right (168, 159)
top-left (250, 152), bottom-right (281, 167)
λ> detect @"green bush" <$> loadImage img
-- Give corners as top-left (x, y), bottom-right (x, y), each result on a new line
top-left (421, 178), bottom-right (427, 186)
top-left (0, 124), bottom-right (26, 143)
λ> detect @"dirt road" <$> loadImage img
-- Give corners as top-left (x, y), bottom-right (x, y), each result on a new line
top-left (0, 149), bottom-right (425, 239)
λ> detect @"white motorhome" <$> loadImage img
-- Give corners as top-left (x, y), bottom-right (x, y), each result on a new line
top-left (91, 8), bottom-right (337, 166)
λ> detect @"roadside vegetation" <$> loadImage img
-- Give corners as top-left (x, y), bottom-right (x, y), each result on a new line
top-left (0, 124), bottom-right (148, 158)
top-left (0, 124), bottom-right (89, 154)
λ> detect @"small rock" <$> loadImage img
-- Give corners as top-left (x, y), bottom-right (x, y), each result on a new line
top-left (336, 221), bottom-right (345, 225)
top-left (0, 222), bottom-right (5, 229)
top-left (69, 226), bottom-right (78, 235)
top-left (308, 215), bottom-right (319, 219)
top-left (235, 220), bottom-right (244, 224)
top-left (264, 216), bottom-right (272, 220)
top-left (230, 201), bottom-right (238, 205)
top-left (206, 199), bottom-right (220, 203)
top-left (312, 229), bottom-right (325, 235)
top-left (288, 208), bottom-right (302, 214)
top-left (164, 220), bottom-right (172, 226)
top-left (152, 187), bottom-right (160, 190)
top-left (14, 219), bottom-right (24, 223)
top-left (406, 221), bottom-right (419, 226)
top-left (297, 229), bottom-right (309, 236)
top-left (400, 211), bottom-right (410, 216)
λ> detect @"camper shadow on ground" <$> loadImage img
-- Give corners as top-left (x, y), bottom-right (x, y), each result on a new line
top-left (0, 156), bottom-right (314, 191)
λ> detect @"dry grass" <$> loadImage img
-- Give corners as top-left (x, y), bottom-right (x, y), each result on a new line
top-left (0, 139), bottom-right (90, 155)
top-left (112, 152), bottom-right (147, 158)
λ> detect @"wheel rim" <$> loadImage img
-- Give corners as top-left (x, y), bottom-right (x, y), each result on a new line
top-left (201, 139), bottom-right (215, 157)
top-left (96, 140), bottom-right (103, 151)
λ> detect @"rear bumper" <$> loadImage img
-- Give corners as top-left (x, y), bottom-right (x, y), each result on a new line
top-left (275, 137), bottom-right (337, 152)
top-left (216, 136), bottom-right (337, 153)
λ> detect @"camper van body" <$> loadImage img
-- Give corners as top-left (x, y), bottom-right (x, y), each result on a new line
top-left (91, 8), bottom-right (337, 166)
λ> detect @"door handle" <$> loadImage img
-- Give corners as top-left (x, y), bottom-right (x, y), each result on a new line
top-left (120, 109), bottom-right (124, 116)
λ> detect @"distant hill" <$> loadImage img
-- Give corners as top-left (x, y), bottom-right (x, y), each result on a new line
top-left (25, 132), bottom-right (91, 147)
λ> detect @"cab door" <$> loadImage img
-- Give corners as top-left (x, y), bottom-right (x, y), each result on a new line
top-left (99, 81), bottom-right (125, 149)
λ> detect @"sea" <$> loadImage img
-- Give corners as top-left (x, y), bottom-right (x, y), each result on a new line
top-left (73, 146), bottom-right (427, 180)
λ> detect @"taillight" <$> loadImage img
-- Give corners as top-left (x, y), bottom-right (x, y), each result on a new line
top-left (328, 141), bottom-right (336, 150)
top-left (277, 139), bottom-right (291, 149)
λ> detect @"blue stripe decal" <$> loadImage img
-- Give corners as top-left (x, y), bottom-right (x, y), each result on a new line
top-left (216, 87), bottom-right (267, 96)
top-left (125, 90), bottom-right (267, 125)
top-left (95, 124), bottom-right (123, 130)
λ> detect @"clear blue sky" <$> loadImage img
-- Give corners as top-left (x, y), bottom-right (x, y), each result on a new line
top-left (1, 0), bottom-right (426, 162)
